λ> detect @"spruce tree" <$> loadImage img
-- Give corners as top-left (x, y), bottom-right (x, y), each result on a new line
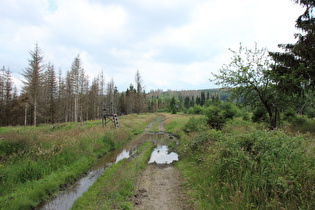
top-left (22, 44), bottom-right (44, 126)
top-left (135, 70), bottom-right (145, 114)
top-left (44, 63), bottom-right (57, 123)
top-left (70, 55), bottom-right (83, 122)
top-left (0, 66), bottom-right (5, 125)
top-left (4, 68), bottom-right (13, 125)
top-left (269, 0), bottom-right (315, 94)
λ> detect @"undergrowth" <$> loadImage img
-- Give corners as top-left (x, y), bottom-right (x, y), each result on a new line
top-left (177, 117), bottom-right (315, 209)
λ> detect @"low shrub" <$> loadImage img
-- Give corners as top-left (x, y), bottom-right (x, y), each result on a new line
top-left (305, 107), bottom-right (315, 119)
top-left (186, 105), bottom-right (206, 115)
top-left (291, 115), bottom-right (306, 126)
top-left (252, 107), bottom-right (268, 123)
top-left (283, 108), bottom-right (297, 121)
top-left (220, 102), bottom-right (237, 119)
top-left (205, 106), bottom-right (227, 130)
top-left (183, 116), bottom-right (207, 133)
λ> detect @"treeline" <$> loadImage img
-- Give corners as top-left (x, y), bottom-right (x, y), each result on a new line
top-left (0, 42), bottom-right (230, 127)
top-left (146, 89), bottom-right (230, 113)
top-left (0, 44), bottom-right (146, 126)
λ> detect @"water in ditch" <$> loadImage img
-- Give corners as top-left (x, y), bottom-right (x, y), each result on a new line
top-left (39, 132), bottom-right (178, 210)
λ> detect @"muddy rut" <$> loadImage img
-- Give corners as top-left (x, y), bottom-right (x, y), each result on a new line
top-left (132, 116), bottom-right (191, 210)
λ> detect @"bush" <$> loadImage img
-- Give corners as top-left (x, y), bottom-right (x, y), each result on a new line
top-left (291, 115), bottom-right (306, 126)
top-left (220, 102), bottom-right (237, 119)
top-left (305, 107), bottom-right (315, 119)
top-left (205, 106), bottom-right (227, 130)
top-left (242, 112), bottom-right (250, 121)
top-left (252, 107), bottom-right (268, 123)
top-left (205, 103), bottom-right (238, 130)
top-left (183, 117), bottom-right (207, 133)
top-left (187, 105), bottom-right (206, 115)
top-left (283, 108), bottom-right (297, 121)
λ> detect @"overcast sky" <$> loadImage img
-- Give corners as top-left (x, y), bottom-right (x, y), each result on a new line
top-left (0, 0), bottom-right (304, 92)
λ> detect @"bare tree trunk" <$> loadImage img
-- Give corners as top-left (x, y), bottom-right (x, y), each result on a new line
top-left (24, 104), bottom-right (27, 126)
top-left (74, 95), bottom-right (77, 122)
top-left (34, 96), bottom-right (37, 126)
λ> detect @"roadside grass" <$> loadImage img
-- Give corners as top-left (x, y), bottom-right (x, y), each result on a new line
top-left (177, 117), bottom-right (315, 209)
top-left (71, 140), bottom-right (154, 210)
top-left (0, 114), bottom-right (156, 209)
top-left (163, 113), bottom-right (192, 136)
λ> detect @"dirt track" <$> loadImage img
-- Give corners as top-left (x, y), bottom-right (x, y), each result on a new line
top-left (133, 164), bottom-right (190, 210)
top-left (132, 116), bottom-right (191, 210)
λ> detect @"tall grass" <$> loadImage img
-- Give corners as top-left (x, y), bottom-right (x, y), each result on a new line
top-left (177, 117), bottom-right (315, 209)
top-left (163, 113), bottom-right (192, 135)
top-left (0, 114), bottom-right (155, 209)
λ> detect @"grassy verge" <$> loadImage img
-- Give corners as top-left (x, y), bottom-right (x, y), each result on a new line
top-left (176, 117), bottom-right (315, 209)
top-left (0, 114), bottom-right (156, 209)
top-left (163, 113), bottom-right (192, 135)
top-left (71, 140), bottom-right (154, 209)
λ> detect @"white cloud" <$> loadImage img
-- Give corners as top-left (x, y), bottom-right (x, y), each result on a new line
top-left (0, 0), bottom-right (306, 92)
top-left (46, 0), bottom-right (128, 45)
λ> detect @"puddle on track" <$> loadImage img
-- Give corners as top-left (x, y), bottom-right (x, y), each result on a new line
top-left (148, 145), bottom-right (178, 164)
top-left (39, 132), bottom-right (178, 210)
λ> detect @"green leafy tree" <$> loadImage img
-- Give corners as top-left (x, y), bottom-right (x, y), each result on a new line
top-left (212, 43), bottom-right (285, 129)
